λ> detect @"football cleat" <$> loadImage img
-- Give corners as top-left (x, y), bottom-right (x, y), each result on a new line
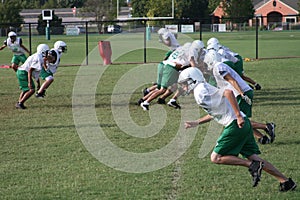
top-left (248, 160), bottom-right (264, 187)
top-left (140, 102), bottom-right (149, 111)
top-left (157, 98), bottom-right (166, 104)
top-left (167, 99), bottom-right (181, 109)
top-left (15, 102), bottom-right (26, 109)
top-left (265, 122), bottom-right (276, 143)
top-left (279, 178), bottom-right (297, 192)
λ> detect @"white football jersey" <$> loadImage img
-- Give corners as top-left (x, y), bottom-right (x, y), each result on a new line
top-left (218, 48), bottom-right (238, 63)
top-left (193, 82), bottom-right (245, 126)
top-left (163, 45), bottom-right (190, 67)
top-left (213, 62), bottom-right (252, 97)
top-left (4, 37), bottom-right (26, 55)
top-left (161, 31), bottom-right (180, 50)
top-left (18, 53), bottom-right (43, 80)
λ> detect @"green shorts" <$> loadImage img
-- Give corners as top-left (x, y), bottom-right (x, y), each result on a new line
top-left (16, 70), bottom-right (35, 92)
top-left (224, 60), bottom-right (243, 77)
top-left (214, 117), bottom-right (261, 158)
top-left (40, 67), bottom-right (53, 80)
top-left (234, 55), bottom-right (244, 71)
top-left (158, 64), bottom-right (179, 89)
top-left (11, 54), bottom-right (27, 65)
top-left (156, 62), bottom-right (164, 89)
top-left (237, 90), bottom-right (253, 117)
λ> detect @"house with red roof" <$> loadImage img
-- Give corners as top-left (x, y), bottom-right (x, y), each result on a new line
top-left (212, 0), bottom-right (299, 29)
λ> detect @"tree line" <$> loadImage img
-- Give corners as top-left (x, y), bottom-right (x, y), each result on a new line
top-left (2, 0), bottom-right (298, 35)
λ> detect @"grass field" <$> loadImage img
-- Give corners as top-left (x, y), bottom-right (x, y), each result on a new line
top-left (0, 30), bottom-right (300, 66)
top-left (0, 31), bottom-right (300, 199)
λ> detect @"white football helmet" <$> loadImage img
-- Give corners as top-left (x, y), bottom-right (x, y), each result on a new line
top-left (207, 43), bottom-right (220, 51)
top-left (203, 50), bottom-right (221, 70)
top-left (8, 31), bottom-right (17, 37)
top-left (178, 67), bottom-right (205, 95)
top-left (37, 44), bottom-right (50, 57)
top-left (157, 28), bottom-right (168, 35)
top-left (54, 40), bottom-right (67, 53)
top-left (207, 37), bottom-right (219, 47)
top-left (191, 40), bottom-right (205, 51)
top-left (177, 42), bottom-right (192, 59)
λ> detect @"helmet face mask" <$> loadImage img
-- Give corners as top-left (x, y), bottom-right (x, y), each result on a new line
top-left (178, 77), bottom-right (197, 95)
top-left (178, 67), bottom-right (205, 95)
top-left (207, 43), bottom-right (219, 51)
top-left (47, 50), bottom-right (58, 63)
top-left (204, 50), bottom-right (221, 70)
top-left (207, 37), bottom-right (219, 47)
top-left (54, 40), bottom-right (67, 53)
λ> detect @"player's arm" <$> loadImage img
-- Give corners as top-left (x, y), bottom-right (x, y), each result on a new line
top-left (185, 114), bottom-right (213, 129)
top-left (43, 57), bottom-right (48, 70)
top-left (241, 74), bottom-right (261, 90)
top-left (28, 67), bottom-right (34, 90)
top-left (19, 38), bottom-right (30, 54)
top-left (189, 56), bottom-right (197, 68)
top-left (241, 74), bottom-right (256, 85)
top-left (0, 40), bottom-right (7, 51)
top-left (223, 89), bottom-right (244, 128)
top-left (223, 73), bottom-right (244, 96)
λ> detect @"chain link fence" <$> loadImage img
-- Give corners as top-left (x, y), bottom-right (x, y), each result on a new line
top-left (1, 16), bottom-right (300, 66)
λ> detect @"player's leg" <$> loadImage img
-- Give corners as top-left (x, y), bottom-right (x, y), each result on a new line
top-left (157, 84), bottom-right (176, 104)
top-left (11, 55), bottom-right (20, 72)
top-left (140, 88), bottom-right (166, 110)
top-left (247, 154), bottom-right (297, 191)
top-left (167, 86), bottom-right (184, 109)
top-left (251, 121), bottom-right (275, 144)
top-left (36, 76), bottom-right (54, 98)
top-left (16, 70), bottom-right (35, 109)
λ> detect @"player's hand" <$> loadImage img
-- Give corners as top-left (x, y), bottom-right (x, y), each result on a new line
top-left (242, 94), bottom-right (252, 105)
top-left (184, 121), bottom-right (199, 129)
top-left (237, 116), bottom-right (245, 128)
top-left (255, 83), bottom-right (261, 90)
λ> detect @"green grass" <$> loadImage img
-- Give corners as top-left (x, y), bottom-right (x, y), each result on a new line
top-left (0, 32), bottom-right (300, 199)
top-left (0, 30), bottom-right (300, 66)
top-left (1, 59), bottom-right (300, 199)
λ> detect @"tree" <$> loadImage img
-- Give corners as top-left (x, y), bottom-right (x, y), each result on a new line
top-left (208, 0), bottom-right (221, 14)
top-left (36, 11), bottom-right (64, 35)
top-left (221, 0), bottom-right (254, 23)
top-left (130, 0), bottom-right (148, 18)
top-left (0, 0), bottom-right (24, 36)
top-left (19, 0), bottom-right (87, 9)
top-left (57, 0), bottom-right (86, 8)
top-left (131, 0), bottom-right (209, 20)
top-left (81, 0), bottom-right (117, 33)
top-left (180, 0), bottom-right (209, 19)
top-left (146, 0), bottom-right (173, 18)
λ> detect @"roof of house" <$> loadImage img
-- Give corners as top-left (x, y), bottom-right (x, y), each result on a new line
top-left (252, 0), bottom-right (299, 11)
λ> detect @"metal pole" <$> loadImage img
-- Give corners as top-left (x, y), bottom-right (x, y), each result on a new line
top-left (255, 17), bottom-right (259, 59)
top-left (144, 20), bottom-right (147, 63)
top-left (85, 21), bottom-right (88, 65)
top-left (199, 21), bottom-right (202, 41)
top-left (29, 23), bottom-right (32, 55)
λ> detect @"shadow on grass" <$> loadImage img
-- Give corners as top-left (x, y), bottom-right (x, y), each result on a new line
top-left (27, 123), bottom-right (117, 130)
top-left (271, 140), bottom-right (300, 145)
top-left (253, 87), bottom-right (300, 106)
